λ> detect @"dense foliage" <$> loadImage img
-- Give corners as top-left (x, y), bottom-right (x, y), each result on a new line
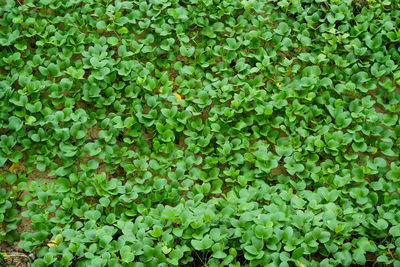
top-left (1, 0), bottom-right (400, 266)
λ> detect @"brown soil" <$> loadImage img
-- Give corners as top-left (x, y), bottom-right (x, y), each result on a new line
top-left (0, 251), bottom-right (31, 267)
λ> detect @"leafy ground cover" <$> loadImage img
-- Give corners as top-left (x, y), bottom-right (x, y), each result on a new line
top-left (1, 0), bottom-right (400, 266)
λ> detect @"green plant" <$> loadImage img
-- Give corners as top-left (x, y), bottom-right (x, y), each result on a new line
top-left (0, 0), bottom-right (400, 266)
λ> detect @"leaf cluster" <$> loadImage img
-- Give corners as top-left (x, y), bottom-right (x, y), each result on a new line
top-left (0, 0), bottom-right (400, 266)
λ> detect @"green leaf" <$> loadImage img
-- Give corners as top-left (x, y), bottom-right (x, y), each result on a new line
top-left (40, 0), bottom-right (53, 5)
top-left (167, 248), bottom-right (184, 265)
top-left (8, 116), bottom-right (23, 131)
top-left (390, 225), bottom-right (400, 237)
top-left (87, 159), bottom-right (99, 170)
top-left (150, 226), bottom-right (163, 238)
top-left (84, 210), bottom-right (101, 221)
top-left (191, 236), bottom-right (213, 250)
top-left (107, 37), bottom-right (119, 46)
top-left (120, 245), bottom-right (135, 262)
top-left (56, 178), bottom-right (70, 193)
top-left (96, 21), bottom-right (107, 29)
top-left (275, 22), bottom-right (290, 35)
top-left (292, 247), bottom-right (304, 259)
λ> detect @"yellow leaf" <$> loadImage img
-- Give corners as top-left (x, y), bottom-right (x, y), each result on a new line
top-left (8, 162), bottom-right (20, 172)
top-left (296, 260), bottom-right (306, 267)
top-left (173, 93), bottom-right (182, 102)
top-left (48, 234), bottom-right (63, 247)
top-left (162, 245), bottom-right (172, 254)
top-left (276, 82), bottom-right (282, 88)
top-left (47, 241), bottom-right (58, 247)
top-left (371, 147), bottom-right (378, 155)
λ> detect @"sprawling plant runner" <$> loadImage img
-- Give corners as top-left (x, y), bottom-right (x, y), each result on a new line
top-left (1, 0), bottom-right (400, 266)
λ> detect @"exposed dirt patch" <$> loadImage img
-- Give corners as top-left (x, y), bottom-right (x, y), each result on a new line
top-left (17, 207), bottom-right (34, 236)
top-left (28, 169), bottom-right (54, 180)
top-left (0, 251), bottom-right (31, 267)
top-left (0, 165), bottom-right (54, 257)
top-left (271, 165), bottom-right (286, 176)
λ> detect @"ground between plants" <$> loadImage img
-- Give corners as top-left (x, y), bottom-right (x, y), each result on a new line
top-left (1, 0), bottom-right (400, 266)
